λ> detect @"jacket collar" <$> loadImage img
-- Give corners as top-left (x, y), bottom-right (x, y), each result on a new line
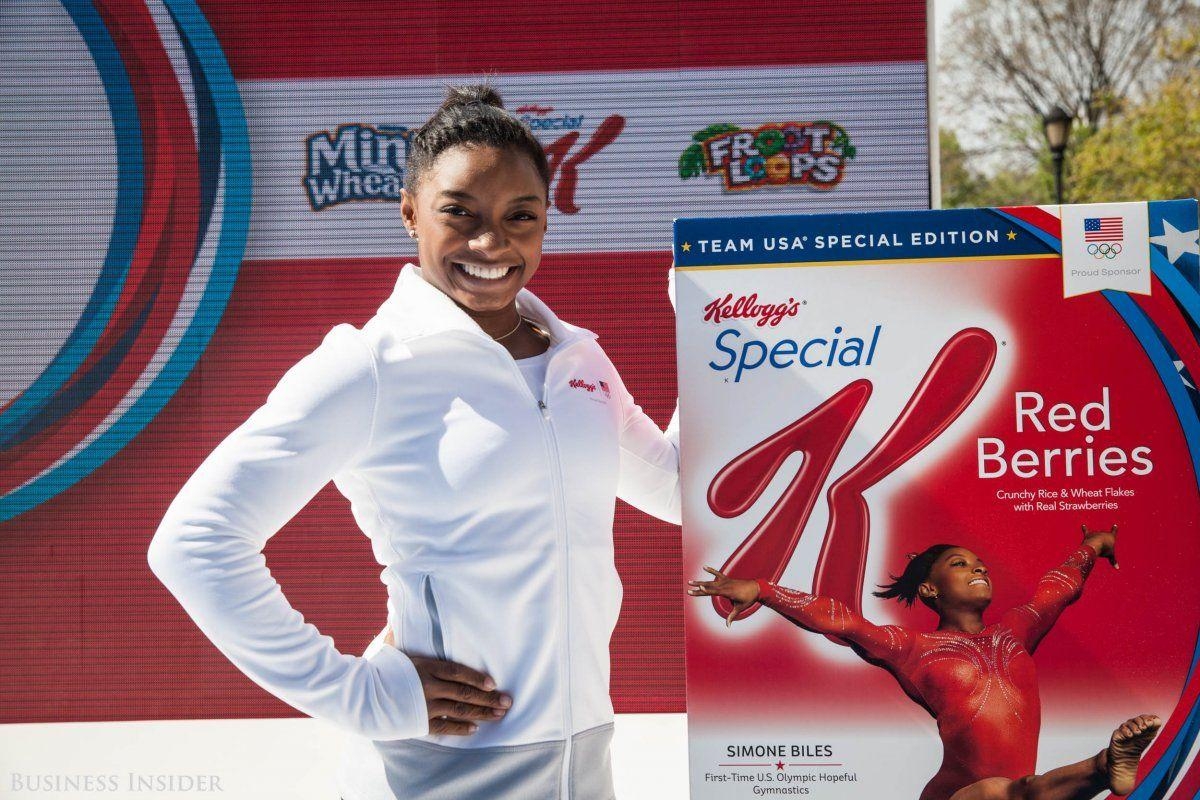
top-left (377, 264), bottom-right (597, 346)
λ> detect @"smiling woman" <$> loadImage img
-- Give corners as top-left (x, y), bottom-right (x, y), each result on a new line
top-left (402, 86), bottom-right (553, 351)
top-left (147, 84), bottom-right (682, 800)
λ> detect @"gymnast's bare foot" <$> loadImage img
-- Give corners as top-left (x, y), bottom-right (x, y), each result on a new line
top-left (1106, 714), bottom-right (1161, 795)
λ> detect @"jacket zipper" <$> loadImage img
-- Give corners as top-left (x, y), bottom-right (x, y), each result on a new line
top-left (495, 339), bottom-right (580, 799)
top-left (538, 397), bottom-right (574, 799)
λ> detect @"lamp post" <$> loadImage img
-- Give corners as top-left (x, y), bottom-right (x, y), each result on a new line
top-left (1042, 105), bottom-right (1073, 205)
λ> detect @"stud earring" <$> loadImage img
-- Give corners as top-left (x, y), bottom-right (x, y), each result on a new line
top-left (407, 229), bottom-right (418, 239)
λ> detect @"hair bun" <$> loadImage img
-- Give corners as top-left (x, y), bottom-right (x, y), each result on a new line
top-left (441, 84), bottom-right (504, 112)
top-left (407, 82), bottom-right (549, 192)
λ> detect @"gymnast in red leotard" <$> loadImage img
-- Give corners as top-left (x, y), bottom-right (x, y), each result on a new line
top-left (689, 525), bottom-right (1161, 800)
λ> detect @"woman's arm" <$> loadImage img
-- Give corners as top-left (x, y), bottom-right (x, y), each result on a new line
top-left (614, 379), bottom-right (681, 525)
top-left (612, 267), bottom-right (680, 524)
top-left (147, 324), bottom-right (430, 740)
top-left (1002, 526), bottom-right (1115, 653)
top-left (689, 568), bottom-right (910, 666)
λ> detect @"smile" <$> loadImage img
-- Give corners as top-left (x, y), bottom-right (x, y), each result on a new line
top-left (454, 262), bottom-right (518, 281)
top-left (968, 578), bottom-right (989, 587)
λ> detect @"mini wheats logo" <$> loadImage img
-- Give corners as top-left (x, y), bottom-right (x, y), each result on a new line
top-left (304, 124), bottom-right (410, 211)
top-left (678, 122), bottom-right (856, 191)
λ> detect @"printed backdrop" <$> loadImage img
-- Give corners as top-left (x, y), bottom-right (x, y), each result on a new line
top-left (0, 0), bottom-right (930, 728)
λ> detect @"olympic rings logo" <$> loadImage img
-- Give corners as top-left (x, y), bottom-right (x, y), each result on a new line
top-left (1088, 242), bottom-right (1122, 259)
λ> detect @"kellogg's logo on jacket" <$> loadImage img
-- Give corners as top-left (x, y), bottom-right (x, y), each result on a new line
top-left (569, 378), bottom-right (613, 400)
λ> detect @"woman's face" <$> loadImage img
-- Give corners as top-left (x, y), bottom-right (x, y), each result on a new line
top-left (921, 547), bottom-right (992, 610)
top-left (401, 144), bottom-right (549, 316)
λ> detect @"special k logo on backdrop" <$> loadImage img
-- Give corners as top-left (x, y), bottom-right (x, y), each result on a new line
top-left (679, 121), bottom-right (855, 191)
top-left (519, 102), bottom-right (626, 215)
top-left (515, 103), bottom-right (585, 132)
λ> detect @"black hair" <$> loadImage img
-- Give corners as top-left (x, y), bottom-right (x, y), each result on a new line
top-left (872, 543), bottom-right (958, 607)
top-left (406, 84), bottom-right (551, 194)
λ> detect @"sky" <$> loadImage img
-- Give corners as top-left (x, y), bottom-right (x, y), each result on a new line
top-left (931, 0), bottom-right (975, 144)
top-left (933, 0), bottom-right (965, 40)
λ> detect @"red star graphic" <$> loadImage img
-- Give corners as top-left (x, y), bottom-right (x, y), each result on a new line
top-left (775, 761), bottom-right (785, 770)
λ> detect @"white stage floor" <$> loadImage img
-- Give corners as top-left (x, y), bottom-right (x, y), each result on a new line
top-left (0, 713), bottom-right (689, 799)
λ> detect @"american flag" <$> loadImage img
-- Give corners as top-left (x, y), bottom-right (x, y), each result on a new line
top-left (1084, 216), bottom-right (1124, 242)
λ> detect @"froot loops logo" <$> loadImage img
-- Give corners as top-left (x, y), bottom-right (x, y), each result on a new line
top-left (1089, 242), bottom-right (1123, 259)
top-left (678, 121), bottom-right (855, 191)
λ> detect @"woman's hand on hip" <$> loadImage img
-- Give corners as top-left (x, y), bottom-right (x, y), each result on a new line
top-left (382, 626), bottom-right (512, 735)
top-left (411, 656), bottom-right (512, 735)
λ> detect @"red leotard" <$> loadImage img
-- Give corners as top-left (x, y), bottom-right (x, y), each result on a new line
top-left (757, 546), bottom-right (1097, 800)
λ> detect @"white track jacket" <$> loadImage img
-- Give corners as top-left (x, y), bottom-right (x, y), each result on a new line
top-left (147, 265), bottom-right (680, 799)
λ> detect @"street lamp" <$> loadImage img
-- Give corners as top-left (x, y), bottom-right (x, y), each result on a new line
top-left (1042, 105), bottom-right (1073, 205)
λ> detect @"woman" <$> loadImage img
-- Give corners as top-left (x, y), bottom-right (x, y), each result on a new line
top-left (148, 85), bottom-right (680, 800)
top-left (688, 526), bottom-right (1161, 800)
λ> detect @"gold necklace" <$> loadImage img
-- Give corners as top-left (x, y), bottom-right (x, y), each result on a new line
top-left (492, 316), bottom-right (524, 341)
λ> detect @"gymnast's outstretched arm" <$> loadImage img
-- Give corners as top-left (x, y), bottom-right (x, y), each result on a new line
top-left (1001, 525), bottom-right (1117, 653)
top-left (688, 567), bottom-right (912, 666)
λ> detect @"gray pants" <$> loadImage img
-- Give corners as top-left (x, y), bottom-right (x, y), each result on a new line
top-left (344, 723), bottom-right (615, 800)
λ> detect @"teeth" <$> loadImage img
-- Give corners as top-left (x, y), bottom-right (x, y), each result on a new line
top-left (969, 578), bottom-right (988, 586)
top-left (458, 263), bottom-right (511, 280)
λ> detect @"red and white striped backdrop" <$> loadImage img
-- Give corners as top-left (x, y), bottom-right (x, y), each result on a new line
top-left (0, 0), bottom-right (931, 726)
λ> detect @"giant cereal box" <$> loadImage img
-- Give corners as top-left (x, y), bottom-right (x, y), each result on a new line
top-left (675, 201), bottom-right (1200, 800)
